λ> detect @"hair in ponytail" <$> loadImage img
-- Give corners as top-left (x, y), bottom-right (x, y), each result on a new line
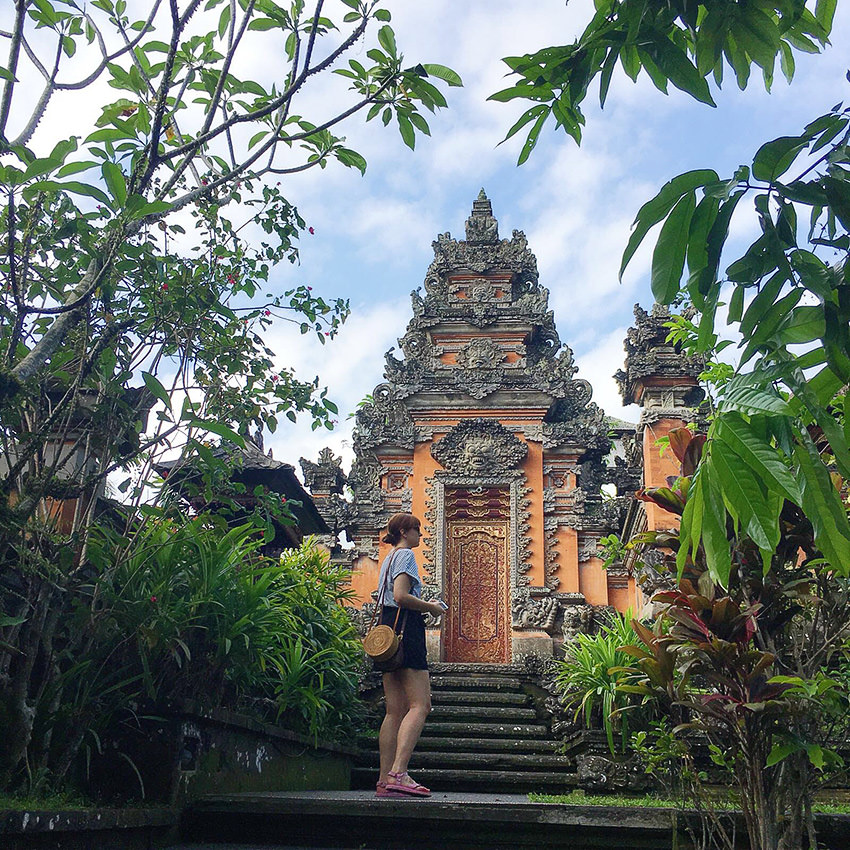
top-left (382, 512), bottom-right (421, 545)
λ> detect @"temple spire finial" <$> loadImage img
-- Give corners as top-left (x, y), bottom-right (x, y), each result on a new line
top-left (465, 188), bottom-right (499, 243)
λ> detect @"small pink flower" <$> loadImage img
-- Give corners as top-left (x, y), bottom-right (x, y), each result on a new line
top-left (161, 283), bottom-right (168, 291)
top-left (150, 595), bottom-right (157, 603)
top-left (201, 178), bottom-right (208, 186)
top-left (308, 227), bottom-right (315, 235)
top-left (324, 331), bottom-right (330, 336)
top-left (243, 318), bottom-right (249, 323)
top-left (227, 274), bottom-right (236, 285)
top-left (272, 375), bottom-right (278, 382)
top-left (281, 497), bottom-right (287, 505)
top-left (264, 309), bottom-right (271, 316)
top-left (307, 286), bottom-right (312, 291)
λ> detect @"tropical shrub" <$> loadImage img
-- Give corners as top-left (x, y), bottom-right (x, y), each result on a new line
top-left (556, 612), bottom-right (650, 754)
top-left (3, 516), bottom-right (362, 792)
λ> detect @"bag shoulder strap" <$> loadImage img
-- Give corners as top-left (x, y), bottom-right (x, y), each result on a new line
top-left (367, 549), bottom-right (397, 632)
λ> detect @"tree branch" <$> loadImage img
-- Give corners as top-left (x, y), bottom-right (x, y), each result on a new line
top-left (0, 0), bottom-right (25, 144)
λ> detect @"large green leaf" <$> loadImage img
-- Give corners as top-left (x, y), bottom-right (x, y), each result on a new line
top-left (189, 419), bottom-right (246, 448)
top-left (712, 442), bottom-right (780, 551)
top-left (651, 191), bottom-right (696, 303)
top-left (142, 371), bottom-right (172, 413)
top-left (620, 170), bottom-right (718, 280)
top-left (713, 413), bottom-right (801, 505)
top-left (752, 136), bottom-right (809, 182)
top-left (793, 432), bottom-right (850, 574)
top-left (701, 456), bottom-right (733, 586)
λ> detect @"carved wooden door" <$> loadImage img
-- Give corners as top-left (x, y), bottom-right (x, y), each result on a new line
top-left (444, 487), bottom-right (510, 663)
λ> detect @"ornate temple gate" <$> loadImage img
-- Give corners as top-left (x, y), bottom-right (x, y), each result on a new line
top-left (444, 487), bottom-right (511, 663)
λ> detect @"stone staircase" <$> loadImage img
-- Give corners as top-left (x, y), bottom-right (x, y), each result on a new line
top-left (353, 664), bottom-right (579, 794)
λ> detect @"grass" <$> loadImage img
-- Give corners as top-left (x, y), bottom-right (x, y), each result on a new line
top-left (0, 791), bottom-right (96, 812)
top-left (528, 791), bottom-right (850, 814)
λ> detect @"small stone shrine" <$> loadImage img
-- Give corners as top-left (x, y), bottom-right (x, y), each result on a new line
top-left (302, 191), bottom-right (703, 662)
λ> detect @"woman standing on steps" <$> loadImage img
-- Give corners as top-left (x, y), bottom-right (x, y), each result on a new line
top-left (375, 512), bottom-right (446, 799)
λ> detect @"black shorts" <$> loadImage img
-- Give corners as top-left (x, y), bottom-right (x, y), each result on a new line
top-left (380, 607), bottom-right (428, 671)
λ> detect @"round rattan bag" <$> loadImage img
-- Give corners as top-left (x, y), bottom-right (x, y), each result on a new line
top-left (363, 624), bottom-right (399, 662)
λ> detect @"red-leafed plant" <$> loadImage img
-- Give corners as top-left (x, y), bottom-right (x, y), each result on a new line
top-left (622, 426), bottom-right (850, 850)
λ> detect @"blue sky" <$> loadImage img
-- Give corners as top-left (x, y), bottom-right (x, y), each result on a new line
top-left (263, 0), bottom-right (850, 474)
top-left (8, 0), bottom-right (847, 478)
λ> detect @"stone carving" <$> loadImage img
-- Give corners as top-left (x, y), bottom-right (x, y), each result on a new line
top-left (634, 548), bottom-right (675, 601)
top-left (456, 337), bottom-right (504, 369)
top-left (431, 418), bottom-right (527, 475)
top-left (511, 589), bottom-right (559, 632)
top-left (615, 303), bottom-right (705, 408)
top-left (577, 754), bottom-right (651, 792)
top-left (562, 604), bottom-right (597, 642)
top-left (577, 535), bottom-right (599, 563)
top-left (465, 188), bottom-right (500, 243)
top-left (353, 383), bottom-right (416, 451)
top-left (345, 604), bottom-right (377, 638)
top-left (544, 518), bottom-right (560, 591)
top-left (299, 447), bottom-right (346, 495)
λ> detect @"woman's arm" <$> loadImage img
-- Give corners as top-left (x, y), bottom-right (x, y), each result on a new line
top-left (393, 573), bottom-right (444, 617)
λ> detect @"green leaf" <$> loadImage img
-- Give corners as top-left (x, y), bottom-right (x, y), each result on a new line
top-left (27, 179), bottom-right (110, 205)
top-left (767, 739), bottom-right (803, 767)
top-left (714, 412), bottom-right (801, 505)
top-left (700, 456), bottom-right (733, 586)
top-left (822, 175), bottom-right (850, 231)
top-left (752, 136), bottom-right (809, 182)
top-left (795, 432), bottom-right (850, 574)
top-left (189, 419), bottom-right (246, 448)
top-left (421, 63), bottom-right (462, 87)
top-left (101, 162), bottom-right (127, 206)
top-left (650, 38), bottom-right (716, 106)
top-left (651, 191), bottom-right (695, 303)
top-left (397, 112), bottom-right (415, 150)
top-left (620, 170), bottom-right (718, 280)
top-left (712, 442), bottom-right (779, 551)
top-left (517, 108), bottom-right (548, 166)
top-left (377, 25), bottom-right (396, 57)
top-left (778, 305), bottom-right (825, 344)
top-left (142, 371), bottom-right (172, 413)
top-left (723, 382), bottom-right (793, 417)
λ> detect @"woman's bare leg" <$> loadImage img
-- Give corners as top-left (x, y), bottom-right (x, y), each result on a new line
top-left (390, 668), bottom-right (431, 780)
top-left (378, 670), bottom-right (409, 784)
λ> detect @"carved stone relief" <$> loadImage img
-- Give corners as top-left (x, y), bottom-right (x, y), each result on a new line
top-left (511, 588), bottom-right (559, 632)
top-left (431, 418), bottom-right (527, 475)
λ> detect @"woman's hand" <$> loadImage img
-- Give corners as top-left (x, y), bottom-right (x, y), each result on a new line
top-left (427, 601), bottom-right (446, 618)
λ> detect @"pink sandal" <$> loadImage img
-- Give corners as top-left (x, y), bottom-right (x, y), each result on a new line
top-left (375, 780), bottom-right (405, 798)
top-left (386, 770), bottom-right (431, 797)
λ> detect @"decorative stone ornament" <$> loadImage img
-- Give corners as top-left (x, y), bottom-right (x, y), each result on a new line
top-left (431, 418), bottom-right (527, 475)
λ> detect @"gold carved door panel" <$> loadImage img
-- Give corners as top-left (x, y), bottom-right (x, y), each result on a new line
top-left (444, 487), bottom-right (510, 663)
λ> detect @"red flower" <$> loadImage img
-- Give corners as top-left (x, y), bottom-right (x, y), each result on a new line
top-left (272, 375), bottom-right (278, 382)
top-left (161, 283), bottom-right (168, 291)
top-left (307, 286), bottom-right (312, 291)
top-left (308, 227), bottom-right (315, 235)
top-left (324, 331), bottom-right (330, 336)
top-left (150, 595), bottom-right (157, 603)
top-left (227, 274), bottom-right (236, 285)
top-left (281, 497), bottom-right (287, 504)
top-left (201, 178), bottom-right (208, 186)
top-left (264, 309), bottom-right (271, 316)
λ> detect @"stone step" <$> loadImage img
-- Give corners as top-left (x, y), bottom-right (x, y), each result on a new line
top-left (415, 736), bottom-right (561, 754)
top-left (351, 767), bottom-right (580, 793)
top-left (431, 690), bottom-right (529, 706)
top-left (429, 704), bottom-right (538, 722)
top-left (357, 750), bottom-right (574, 771)
top-left (430, 675), bottom-right (524, 691)
top-left (421, 722), bottom-right (549, 739)
top-left (181, 790), bottom-right (686, 849)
